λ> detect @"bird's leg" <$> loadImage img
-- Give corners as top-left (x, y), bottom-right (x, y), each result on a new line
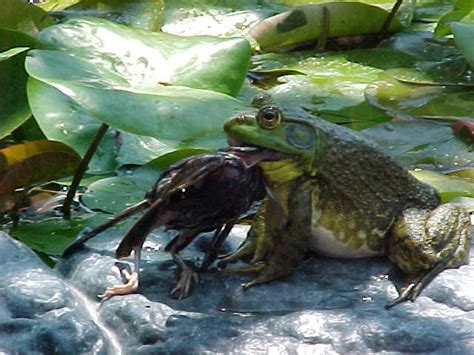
top-left (170, 251), bottom-right (198, 300)
top-left (99, 246), bottom-right (141, 299)
top-left (200, 222), bottom-right (235, 271)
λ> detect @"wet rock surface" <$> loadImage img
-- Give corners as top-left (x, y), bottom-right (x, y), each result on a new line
top-left (2, 227), bottom-right (474, 354)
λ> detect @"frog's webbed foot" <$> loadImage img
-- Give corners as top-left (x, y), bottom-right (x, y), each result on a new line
top-left (170, 252), bottom-right (198, 300)
top-left (385, 259), bottom-right (450, 309)
top-left (387, 204), bottom-right (471, 308)
top-left (99, 267), bottom-right (139, 300)
top-left (242, 263), bottom-right (285, 289)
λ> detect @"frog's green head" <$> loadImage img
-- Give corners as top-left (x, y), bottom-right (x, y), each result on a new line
top-left (224, 104), bottom-right (320, 175)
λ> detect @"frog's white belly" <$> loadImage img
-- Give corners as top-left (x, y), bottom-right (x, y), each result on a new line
top-left (310, 226), bottom-right (383, 258)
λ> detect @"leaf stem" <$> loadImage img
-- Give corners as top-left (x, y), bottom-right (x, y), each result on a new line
top-left (316, 6), bottom-right (329, 51)
top-left (62, 123), bottom-right (109, 219)
top-left (378, 0), bottom-right (403, 41)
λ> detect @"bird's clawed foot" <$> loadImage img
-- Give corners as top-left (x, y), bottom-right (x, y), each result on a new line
top-left (170, 253), bottom-right (199, 299)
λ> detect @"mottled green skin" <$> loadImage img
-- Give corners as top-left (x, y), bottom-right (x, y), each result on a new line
top-left (223, 104), bottom-right (471, 303)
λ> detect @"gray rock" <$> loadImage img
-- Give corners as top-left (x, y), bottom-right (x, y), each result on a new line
top-left (0, 232), bottom-right (111, 354)
top-left (2, 224), bottom-right (474, 354)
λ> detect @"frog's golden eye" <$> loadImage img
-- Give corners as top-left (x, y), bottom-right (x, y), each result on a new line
top-left (257, 106), bottom-right (282, 130)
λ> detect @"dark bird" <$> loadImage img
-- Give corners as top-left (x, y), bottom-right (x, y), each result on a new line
top-left (62, 147), bottom-right (266, 299)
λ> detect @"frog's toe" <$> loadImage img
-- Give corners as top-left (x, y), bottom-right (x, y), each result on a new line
top-left (218, 237), bottom-right (257, 268)
top-left (242, 263), bottom-right (290, 289)
top-left (386, 258), bottom-right (450, 309)
top-left (222, 262), bottom-right (265, 275)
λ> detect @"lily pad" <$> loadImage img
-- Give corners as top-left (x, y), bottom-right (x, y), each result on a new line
top-left (161, 0), bottom-right (279, 38)
top-left (410, 169), bottom-right (474, 202)
top-left (26, 17), bottom-right (251, 167)
top-left (365, 71), bottom-right (474, 121)
top-left (388, 66), bottom-right (474, 87)
top-left (65, 0), bottom-right (165, 31)
top-left (251, 50), bottom-right (400, 126)
top-left (27, 78), bottom-right (120, 173)
top-left (36, 17), bottom-right (250, 96)
top-left (363, 120), bottom-right (473, 171)
top-left (380, 30), bottom-right (461, 64)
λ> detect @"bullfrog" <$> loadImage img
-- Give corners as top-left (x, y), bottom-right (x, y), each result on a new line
top-left (220, 96), bottom-right (472, 307)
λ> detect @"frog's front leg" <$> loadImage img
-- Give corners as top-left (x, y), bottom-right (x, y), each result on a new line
top-left (387, 203), bottom-right (471, 308)
top-left (242, 182), bottom-right (313, 288)
top-left (218, 197), bottom-right (276, 269)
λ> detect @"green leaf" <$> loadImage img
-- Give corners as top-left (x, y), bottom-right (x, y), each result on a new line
top-left (0, 0), bottom-right (53, 38)
top-left (0, 47), bottom-right (30, 61)
top-left (363, 120), bottom-right (473, 171)
top-left (365, 71), bottom-right (474, 121)
top-left (249, 3), bottom-right (404, 52)
top-left (435, 0), bottom-right (474, 36)
top-left (410, 169), bottom-right (474, 203)
top-left (0, 29), bottom-right (37, 139)
top-left (451, 22), bottom-right (474, 68)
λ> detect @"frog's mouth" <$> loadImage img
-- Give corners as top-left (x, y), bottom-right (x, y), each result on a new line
top-left (224, 137), bottom-right (289, 168)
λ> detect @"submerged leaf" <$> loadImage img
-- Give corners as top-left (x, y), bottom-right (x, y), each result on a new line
top-left (363, 120), bottom-right (473, 171)
top-left (365, 71), bottom-right (474, 121)
top-left (0, 140), bottom-right (78, 172)
top-left (11, 213), bottom-right (110, 256)
top-left (0, 141), bottom-right (81, 195)
top-left (82, 148), bottom-right (205, 213)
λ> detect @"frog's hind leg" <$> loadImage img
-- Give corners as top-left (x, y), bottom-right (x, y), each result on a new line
top-left (386, 204), bottom-right (471, 308)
